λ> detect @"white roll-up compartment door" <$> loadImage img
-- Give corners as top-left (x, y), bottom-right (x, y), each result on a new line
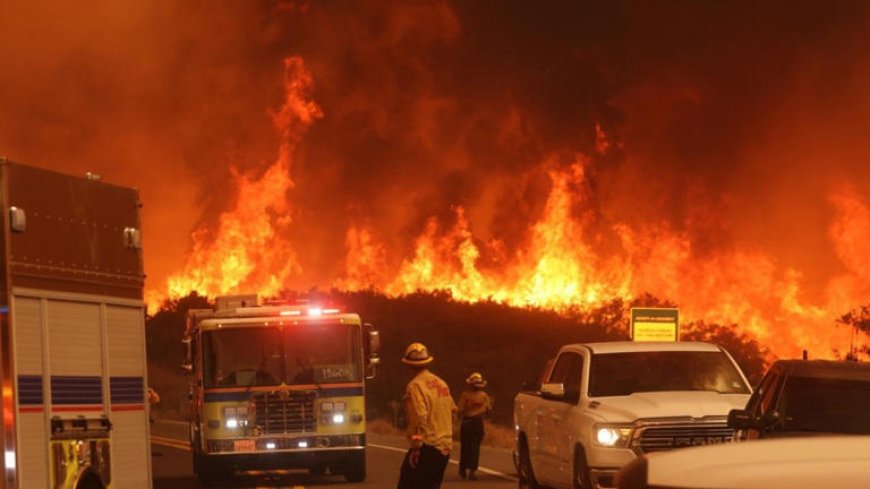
top-left (46, 300), bottom-right (105, 413)
top-left (106, 304), bottom-right (151, 489)
top-left (12, 296), bottom-right (49, 489)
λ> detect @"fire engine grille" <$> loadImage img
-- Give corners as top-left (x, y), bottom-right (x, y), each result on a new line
top-left (632, 423), bottom-right (734, 454)
top-left (252, 390), bottom-right (317, 434)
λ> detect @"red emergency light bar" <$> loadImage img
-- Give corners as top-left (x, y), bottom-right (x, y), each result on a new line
top-left (278, 307), bottom-right (341, 317)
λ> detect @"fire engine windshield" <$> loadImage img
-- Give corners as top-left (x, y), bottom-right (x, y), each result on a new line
top-left (285, 322), bottom-right (361, 385)
top-left (588, 351), bottom-right (750, 397)
top-left (203, 327), bottom-right (283, 388)
top-left (202, 322), bottom-right (361, 388)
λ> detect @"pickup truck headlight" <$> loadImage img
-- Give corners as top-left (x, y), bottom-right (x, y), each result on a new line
top-left (594, 424), bottom-right (633, 447)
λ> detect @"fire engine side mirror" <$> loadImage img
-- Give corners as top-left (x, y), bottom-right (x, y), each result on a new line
top-left (367, 330), bottom-right (380, 357)
top-left (365, 326), bottom-right (380, 379)
top-left (181, 336), bottom-right (193, 373)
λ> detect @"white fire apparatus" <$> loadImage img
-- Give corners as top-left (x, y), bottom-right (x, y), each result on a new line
top-left (184, 295), bottom-right (380, 486)
top-left (0, 159), bottom-right (151, 488)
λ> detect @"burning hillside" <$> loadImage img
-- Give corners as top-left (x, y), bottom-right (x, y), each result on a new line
top-left (149, 50), bottom-right (869, 360)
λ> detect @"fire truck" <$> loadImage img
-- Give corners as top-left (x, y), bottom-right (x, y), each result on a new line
top-left (183, 295), bottom-right (380, 486)
top-left (0, 159), bottom-right (151, 488)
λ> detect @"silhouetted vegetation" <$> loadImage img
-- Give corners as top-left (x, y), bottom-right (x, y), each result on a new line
top-left (681, 321), bottom-right (770, 385)
top-left (836, 305), bottom-right (870, 360)
top-left (146, 293), bottom-right (211, 418)
top-left (145, 290), bottom-right (771, 424)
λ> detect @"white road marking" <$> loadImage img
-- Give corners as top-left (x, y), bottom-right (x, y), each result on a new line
top-left (366, 443), bottom-right (517, 482)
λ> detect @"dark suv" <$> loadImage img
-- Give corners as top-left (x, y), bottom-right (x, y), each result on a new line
top-left (728, 359), bottom-right (870, 439)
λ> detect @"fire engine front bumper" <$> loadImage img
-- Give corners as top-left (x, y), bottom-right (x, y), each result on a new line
top-left (202, 446), bottom-right (364, 472)
top-left (202, 434), bottom-right (365, 471)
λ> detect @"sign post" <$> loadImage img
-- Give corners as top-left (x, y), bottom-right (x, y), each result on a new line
top-left (631, 307), bottom-right (679, 342)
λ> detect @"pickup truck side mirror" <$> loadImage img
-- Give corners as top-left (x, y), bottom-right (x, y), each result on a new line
top-left (540, 383), bottom-right (565, 400)
top-left (727, 409), bottom-right (754, 430)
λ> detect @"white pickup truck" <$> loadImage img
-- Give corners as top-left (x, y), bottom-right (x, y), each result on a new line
top-left (514, 341), bottom-right (752, 489)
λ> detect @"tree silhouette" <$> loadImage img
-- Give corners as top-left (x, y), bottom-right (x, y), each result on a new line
top-left (681, 320), bottom-right (770, 385)
top-left (836, 305), bottom-right (870, 360)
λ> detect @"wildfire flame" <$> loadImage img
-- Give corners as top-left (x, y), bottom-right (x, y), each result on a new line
top-left (148, 56), bottom-right (322, 308)
top-left (337, 160), bottom-right (868, 358)
top-left (149, 56), bottom-right (869, 360)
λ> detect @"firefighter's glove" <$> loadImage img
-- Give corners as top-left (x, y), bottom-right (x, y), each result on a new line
top-left (409, 446), bottom-right (421, 468)
top-left (408, 435), bottom-right (423, 468)
top-left (410, 435), bottom-right (423, 449)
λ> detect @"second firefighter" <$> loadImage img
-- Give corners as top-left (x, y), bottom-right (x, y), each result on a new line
top-left (456, 372), bottom-right (493, 480)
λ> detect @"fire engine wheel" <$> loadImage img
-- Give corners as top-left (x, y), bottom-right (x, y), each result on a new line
top-left (75, 471), bottom-right (105, 489)
top-left (517, 437), bottom-right (540, 489)
top-left (196, 457), bottom-right (234, 487)
top-left (572, 446), bottom-right (593, 489)
top-left (340, 452), bottom-right (366, 483)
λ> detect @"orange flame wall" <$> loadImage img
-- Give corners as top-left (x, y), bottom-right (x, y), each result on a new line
top-left (151, 51), bottom-right (870, 359)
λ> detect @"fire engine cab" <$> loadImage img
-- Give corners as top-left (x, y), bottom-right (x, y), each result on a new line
top-left (183, 295), bottom-right (380, 486)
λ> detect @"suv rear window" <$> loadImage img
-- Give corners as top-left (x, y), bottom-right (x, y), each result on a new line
top-left (588, 351), bottom-right (750, 397)
top-left (779, 376), bottom-right (870, 434)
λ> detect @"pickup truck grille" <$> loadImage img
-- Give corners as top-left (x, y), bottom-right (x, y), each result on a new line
top-left (632, 423), bottom-right (734, 454)
top-left (251, 390), bottom-right (317, 434)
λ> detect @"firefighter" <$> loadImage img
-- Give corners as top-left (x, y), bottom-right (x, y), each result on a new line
top-left (148, 387), bottom-right (161, 456)
top-left (397, 342), bottom-right (456, 489)
top-left (457, 372), bottom-right (493, 480)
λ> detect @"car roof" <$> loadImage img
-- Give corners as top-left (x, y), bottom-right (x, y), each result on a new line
top-left (569, 341), bottom-right (722, 354)
top-left (641, 436), bottom-right (870, 489)
top-left (771, 359), bottom-right (870, 379)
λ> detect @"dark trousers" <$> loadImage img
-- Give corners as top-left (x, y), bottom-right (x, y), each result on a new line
top-left (397, 444), bottom-right (450, 489)
top-left (460, 417), bottom-right (484, 472)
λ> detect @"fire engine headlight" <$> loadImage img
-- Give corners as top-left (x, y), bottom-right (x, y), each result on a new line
top-left (332, 413), bottom-right (346, 424)
top-left (223, 406), bottom-right (248, 429)
top-left (594, 425), bottom-right (633, 447)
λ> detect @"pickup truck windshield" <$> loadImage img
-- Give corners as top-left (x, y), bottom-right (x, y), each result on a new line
top-left (588, 351), bottom-right (750, 397)
top-left (203, 322), bottom-right (361, 388)
top-left (779, 376), bottom-right (870, 434)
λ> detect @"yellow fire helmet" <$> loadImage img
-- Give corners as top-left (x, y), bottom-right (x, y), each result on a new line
top-left (467, 372), bottom-right (487, 387)
top-left (402, 342), bottom-right (434, 366)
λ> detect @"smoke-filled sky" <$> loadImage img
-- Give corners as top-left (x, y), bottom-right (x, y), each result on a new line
top-left (2, 0), bottom-right (869, 308)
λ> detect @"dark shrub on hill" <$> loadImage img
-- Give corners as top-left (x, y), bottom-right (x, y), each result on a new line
top-left (145, 293), bottom-right (211, 417)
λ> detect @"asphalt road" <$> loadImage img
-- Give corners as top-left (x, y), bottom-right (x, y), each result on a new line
top-left (151, 421), bottom-right (517, 489)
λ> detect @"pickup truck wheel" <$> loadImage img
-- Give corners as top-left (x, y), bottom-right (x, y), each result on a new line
top-left (572, 447), bottom-right (593, 489)
top-left (518, 439), bottom-right (540, 489)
